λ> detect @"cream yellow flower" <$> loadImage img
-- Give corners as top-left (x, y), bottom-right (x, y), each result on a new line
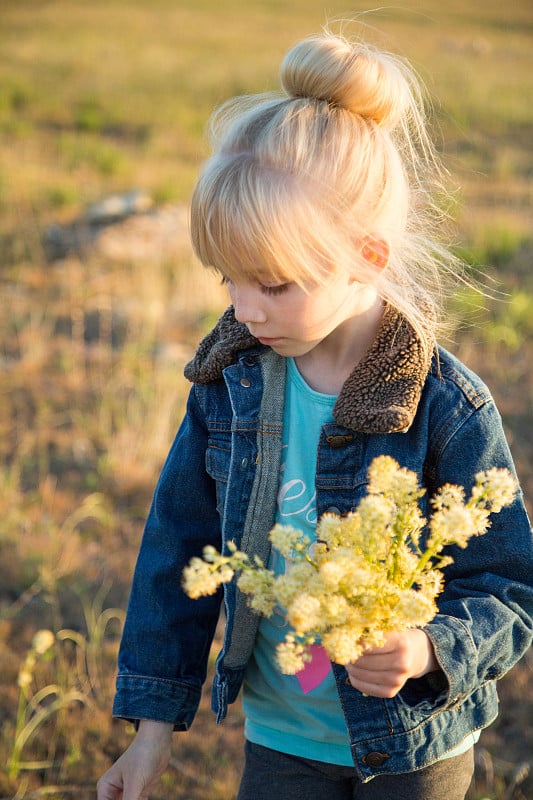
top-left (182, 557), bottom-right (223, 599)
top-left (182, 457), bottom-right (517, 673)
top-left (32, 629), bottom-right (55, 655)
top-left (394, 590), bottom-right (437, 626)
top-left (368, 455), bottom-right (424, 505)
top-left (430, 504), bottom-right (480, 549)
top-left (275, 637), bottom-right (309, 674)
top-left (472, 468), bottom-right (518, 512)
top-left (269, 525), bottom-right (309, 558)
top-left (322, 625), bottom-right (366, 665)
top-left (274, 561), bottom-right (316, 609)
top-left (17, 666), bottom-right (33, 689)
top-left (286, 594), bottom-right (322, 636)
top-left (322, 593), bottom-right (351, 625)
top-left (237, 569), bottom-right (276, 616)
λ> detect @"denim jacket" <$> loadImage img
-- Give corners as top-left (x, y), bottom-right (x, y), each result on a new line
top-left (113, 306), bottom-right (533, 782)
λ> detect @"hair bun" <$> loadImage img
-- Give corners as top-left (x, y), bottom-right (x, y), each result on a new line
top-left (280, 34), bottom-right (410, 127)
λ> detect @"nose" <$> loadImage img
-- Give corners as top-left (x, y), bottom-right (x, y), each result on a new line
top-left (231, 284), bottom-right (267, 325)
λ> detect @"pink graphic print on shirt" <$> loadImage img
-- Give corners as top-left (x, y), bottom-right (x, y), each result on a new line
top-left (296, 645), bottom-right (332, 694)
top-left (277, 440), bottom-right (333, 695)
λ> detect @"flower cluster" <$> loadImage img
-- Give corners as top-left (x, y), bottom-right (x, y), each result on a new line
top-left (17, 630), bottom-right (55, 691)
top-left (182, 456), bottom-right (517, 674)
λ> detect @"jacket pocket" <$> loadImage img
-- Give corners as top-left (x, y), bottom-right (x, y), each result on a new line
top-left (206, 434), bottom-right (231, 514)
top-left (389, 673), bottom-right (450, 732)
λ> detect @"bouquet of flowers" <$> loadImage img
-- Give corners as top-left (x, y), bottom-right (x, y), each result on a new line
top-left (182, 456), bottom-right (517, 674)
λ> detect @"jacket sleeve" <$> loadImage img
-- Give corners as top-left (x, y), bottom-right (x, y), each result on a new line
top-left (113, 385), bottom-right (223, 730)
top-left (414, 397), bottom-right (533, 711)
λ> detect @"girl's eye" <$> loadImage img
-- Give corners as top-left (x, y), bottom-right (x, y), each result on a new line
top-left (219, 275), bottom-right (289, 295)
top-left (260, 283), bottom-right (290, 296)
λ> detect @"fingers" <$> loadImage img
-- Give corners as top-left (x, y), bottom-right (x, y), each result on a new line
top-left (97, 720), bottom-right (173, 800)
top-left (96, 773), bottom-right (124, 800)
top-left (96, 770), bottom-right (152, 800)
top-left (345, 629), bottom-right (438, 698)
top-left (96, 749), bottom-right (165, 800)
top-left (346, 661), bottom-right (408, 698)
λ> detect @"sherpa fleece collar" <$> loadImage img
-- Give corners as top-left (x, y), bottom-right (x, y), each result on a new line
top-left (184, 306), bottom-right (434, 434)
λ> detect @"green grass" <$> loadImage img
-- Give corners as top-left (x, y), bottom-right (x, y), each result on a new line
top-left (1, 0), bottom-right (531, 227)
top-left (0, 1), bottom-right (532, 798)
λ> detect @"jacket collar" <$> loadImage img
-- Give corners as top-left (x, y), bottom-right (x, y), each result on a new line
top-left (184, 306), bottom-right (434, 434)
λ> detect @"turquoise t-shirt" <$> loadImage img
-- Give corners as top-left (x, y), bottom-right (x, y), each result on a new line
top-left (242, 357), bottom-right (354, 765)
top-left (242, 357), bottom-right (479, 765)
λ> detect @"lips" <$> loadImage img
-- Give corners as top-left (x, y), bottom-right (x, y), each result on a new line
top-left (257, 336), bottom-right (282, 345)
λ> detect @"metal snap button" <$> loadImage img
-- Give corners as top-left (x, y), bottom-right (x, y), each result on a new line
top-left (240, 378), bottom-right (251, 388)
top-left (362, 752), bottom-right (390, 768)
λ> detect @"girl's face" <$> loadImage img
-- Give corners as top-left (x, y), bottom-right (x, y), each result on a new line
top-left (225, 268), bottom-right (379, 359)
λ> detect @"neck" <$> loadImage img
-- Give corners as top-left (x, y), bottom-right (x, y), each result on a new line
top-left (295, 292), bottom-right (384, 394)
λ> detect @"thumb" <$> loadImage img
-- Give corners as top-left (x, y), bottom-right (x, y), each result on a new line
top-left (98, 773), bottom-right (149, 800)
top-left (97, 773), bottom-right (124, 800)
top-left (123, 770), bottom-right (161, 800)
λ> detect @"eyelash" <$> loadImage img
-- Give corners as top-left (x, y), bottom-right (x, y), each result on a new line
top-left (219, 276), bottom-right (290, 296)
top-left (260, 283), bottom-right (290, 296)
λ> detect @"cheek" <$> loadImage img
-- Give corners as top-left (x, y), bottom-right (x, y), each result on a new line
top-left (282, 303), bottom-right (316, 332)
top-left (296, 298), bottom-right (337, 330)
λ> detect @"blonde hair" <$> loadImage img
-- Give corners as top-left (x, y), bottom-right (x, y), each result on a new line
top-left (190, 30), bottom-right (461, 357)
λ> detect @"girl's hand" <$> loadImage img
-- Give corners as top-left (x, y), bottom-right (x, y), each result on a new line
top-left (97, 720), bottom-right (173, 800)
top-left (345, 629), bottom-right (439, 698)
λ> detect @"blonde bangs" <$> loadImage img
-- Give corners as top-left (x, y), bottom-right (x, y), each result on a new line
top-left (190, 152), bottom-right (355, 289)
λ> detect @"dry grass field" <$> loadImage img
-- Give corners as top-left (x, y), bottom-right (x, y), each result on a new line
top-left (0, 1), bottom-right (532, 798)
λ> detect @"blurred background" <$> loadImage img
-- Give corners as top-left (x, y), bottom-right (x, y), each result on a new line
top-left (0, 1), bottom-right (532, 797)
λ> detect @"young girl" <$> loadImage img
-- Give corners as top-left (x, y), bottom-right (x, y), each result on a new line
top-left (97, 30), bottom-right (533, 800)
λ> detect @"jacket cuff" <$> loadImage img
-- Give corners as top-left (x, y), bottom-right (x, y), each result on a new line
top-left (113, 674), bottom-right (202, 731)
top-left (423, 614), bottom-right (478, 709)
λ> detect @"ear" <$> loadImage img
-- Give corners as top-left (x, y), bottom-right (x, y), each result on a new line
top-left (360, 237), bottom-right (390, 270)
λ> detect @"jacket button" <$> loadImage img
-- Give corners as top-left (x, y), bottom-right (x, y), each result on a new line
top-left (362, 752), bottom-right (390, 768)
top-left (240, 378), bottom-right (251, 388)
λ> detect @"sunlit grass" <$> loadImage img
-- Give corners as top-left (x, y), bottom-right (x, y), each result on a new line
top-left (1, 0), bottom-right (531, 226)
top-left (0, 0), bottom-right (531, 797)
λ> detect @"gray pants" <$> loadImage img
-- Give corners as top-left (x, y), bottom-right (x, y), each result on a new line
top-left (237, 741), bottom-right (474, 800)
